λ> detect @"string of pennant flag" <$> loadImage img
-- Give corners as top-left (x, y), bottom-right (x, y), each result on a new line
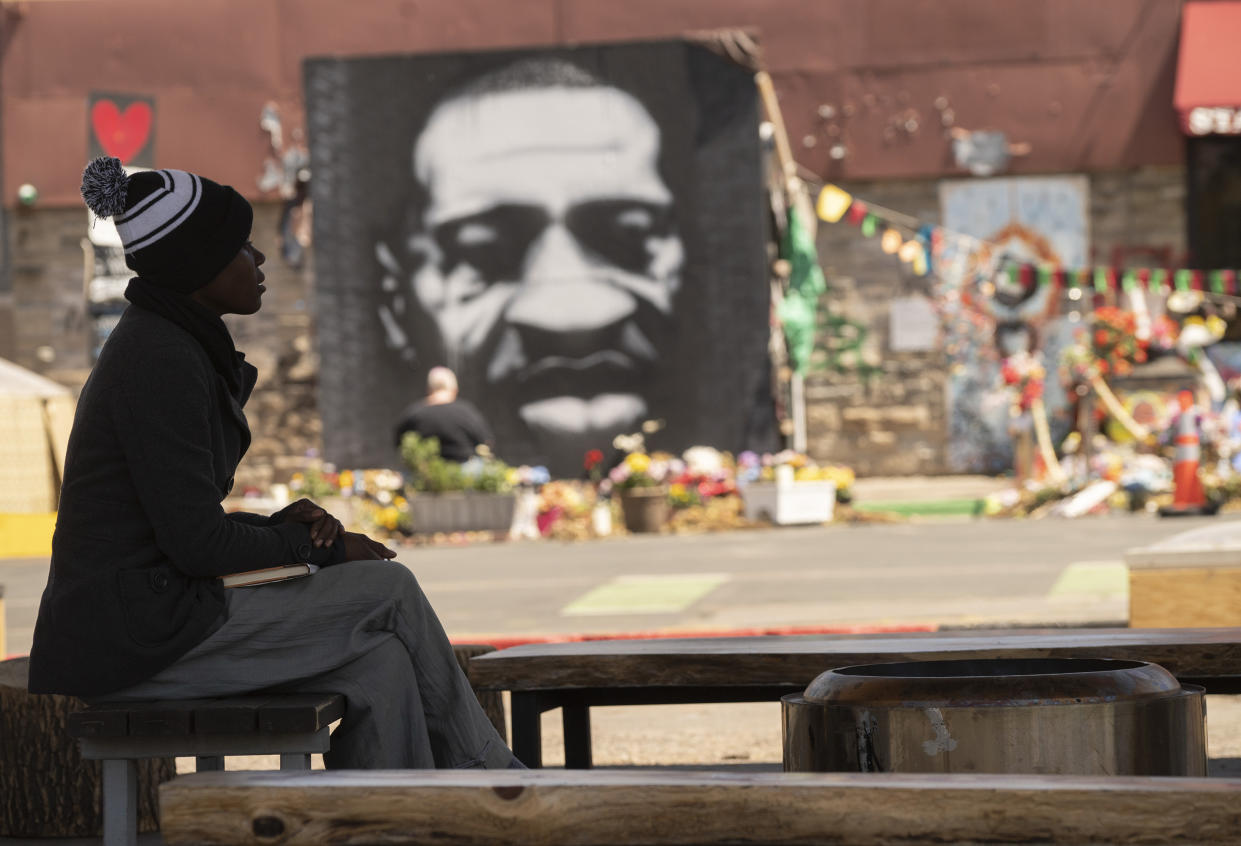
top-left (814, 182), bottom-right (1241, 296)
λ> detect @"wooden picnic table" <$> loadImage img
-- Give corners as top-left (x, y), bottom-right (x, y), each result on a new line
top-left (469, 627), bottom-right (1241, 768)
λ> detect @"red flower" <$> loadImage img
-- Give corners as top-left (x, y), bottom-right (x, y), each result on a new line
top-left (583, 449), bottom-right (604, 471)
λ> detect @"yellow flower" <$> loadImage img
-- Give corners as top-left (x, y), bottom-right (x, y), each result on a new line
top-left (393, 496), bottom-right (408, 509)
top-left (379, 506), bottom-right (400, 530)
top-left (338, 470), bottom-right (354, 489)
top-left (625, 452), bottom-right (651, 474)
top-left (505, 468), bottom-right (520, 485)
top-left (669, 483), bottom-right (687, 498)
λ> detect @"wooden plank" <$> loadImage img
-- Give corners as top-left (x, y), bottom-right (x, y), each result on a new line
top-left (257, 694), bottom-right (345, 734)
top-left (469, 628), bottom-right (1241, 691)
top-left (160, 770), bottom-right (1241, 845)
top-left (193, 698), bottom-right (264, 735)
top-left (1130, 569), bottom-right (1241, 628)
top-left (1127, 548), bottom-right (1241, 568)
top-left (66, 707), bottom-right (128, 739)
top-left (126, 702), bottom-right (194, 737)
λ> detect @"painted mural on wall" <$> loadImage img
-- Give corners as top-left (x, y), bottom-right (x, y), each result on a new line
top-left (306, 41), bottom-right (772, 475)
top-left (938, 176), bottom-right (1090, 472)
top-left (84, 92), bottom-right (156, 361)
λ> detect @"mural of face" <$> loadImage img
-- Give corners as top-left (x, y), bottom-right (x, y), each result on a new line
top-left (406, 83), bottom-right (685, 462)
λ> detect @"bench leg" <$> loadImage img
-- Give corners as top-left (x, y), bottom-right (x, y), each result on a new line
top-left (562, 700), bottom-right (592, 769)
top-left (196, 756), bottom-right (225, 771)
top-left (280, 753), bottom-right (312, 770)
top-left (510, 692), bottom-right (543, 768)
top-left (101, 758), bottom-right (137, 846)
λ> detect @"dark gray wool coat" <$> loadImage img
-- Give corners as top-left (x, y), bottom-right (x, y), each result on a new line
top-left (28, 305), bottom-right (339, 697)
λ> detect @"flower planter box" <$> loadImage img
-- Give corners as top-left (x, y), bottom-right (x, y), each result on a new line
top-left (407, 491), bottom-right (516, 534)
top-left (741, 480), bottom-right (836, 525)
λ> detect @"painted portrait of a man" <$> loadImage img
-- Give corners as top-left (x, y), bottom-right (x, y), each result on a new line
top-left (308, 40), bottom-right (772, 473)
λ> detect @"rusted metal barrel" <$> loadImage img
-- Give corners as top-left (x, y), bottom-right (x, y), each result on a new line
top-left (782, 658), bottom-right (1206, 776)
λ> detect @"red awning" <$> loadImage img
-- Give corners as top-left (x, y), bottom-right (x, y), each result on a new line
top-left (1175, 2), bottom-right (1241, 135)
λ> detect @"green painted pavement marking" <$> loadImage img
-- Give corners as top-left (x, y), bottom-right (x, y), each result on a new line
top-left (562, 573), bottom-right (730, 616)
top-left (1048, 560), bottom-right (1128, 598)
top-left (854, 498), bottom-right (984, 517)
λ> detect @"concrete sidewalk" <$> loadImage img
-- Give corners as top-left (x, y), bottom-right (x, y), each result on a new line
top-left (851, 475), bottom-right (1008, 503)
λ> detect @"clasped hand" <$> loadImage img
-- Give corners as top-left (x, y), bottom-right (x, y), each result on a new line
top-left (273, 498), bottom-right (397, 562)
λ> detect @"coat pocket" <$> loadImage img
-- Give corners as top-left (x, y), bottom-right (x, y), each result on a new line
top-left (116, 565), bottom-right (198, 648)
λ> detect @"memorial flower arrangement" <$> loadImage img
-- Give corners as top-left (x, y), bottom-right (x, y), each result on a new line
top-left (667, 446), bottom-right (737, 507)
top-left (1000, 351), bottom-right (1045, 413)
top-left (737, 449), bottom-right (855, 502)
top-left (608, 450), bottom-right (679, 491)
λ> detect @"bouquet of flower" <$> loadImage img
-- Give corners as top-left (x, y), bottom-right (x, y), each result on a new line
top-left (609, 451), bottom-right (678, 491)
top-left (666, 445), bottom-right (737, 508)
top-left (1088, 306), bottom-right (1148, 377)
top-left (583, 449), bottom-right (606, 486)
top-left (1000, 351), bottom-right (1046, 414)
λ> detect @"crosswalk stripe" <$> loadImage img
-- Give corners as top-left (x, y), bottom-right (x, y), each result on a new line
top-left (561, 573), bottom-right (730, 616)
top-left (1048, 560), bottom-right (1128, 598)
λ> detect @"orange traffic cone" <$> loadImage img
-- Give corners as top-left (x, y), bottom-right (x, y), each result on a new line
top-left (1160, 391), bottom-right (1218, 517)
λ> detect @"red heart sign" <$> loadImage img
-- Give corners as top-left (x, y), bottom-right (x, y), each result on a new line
top-left (91, 99), bottom-right (152, 164)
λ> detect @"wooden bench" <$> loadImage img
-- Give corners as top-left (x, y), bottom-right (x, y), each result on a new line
top-left (68, 693), bottom-right (344, 846)
top-left (469, 626), bottom-right (1241, 768)
top-left (159, 769), bottom-right (1241, 845)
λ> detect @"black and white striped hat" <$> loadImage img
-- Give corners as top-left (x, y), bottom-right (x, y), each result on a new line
top-left (80, 156), bottom-right (253, 293)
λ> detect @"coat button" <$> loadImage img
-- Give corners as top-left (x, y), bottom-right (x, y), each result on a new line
top-left (297, 543), bottom-right (312, 559)
top-left (150, 571), bottom-right (170, 591)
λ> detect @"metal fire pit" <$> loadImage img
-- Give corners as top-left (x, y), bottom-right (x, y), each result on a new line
top-left (782, 658), bottom-right (1206, 776)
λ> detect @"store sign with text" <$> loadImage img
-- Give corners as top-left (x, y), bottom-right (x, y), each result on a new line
top-left (1186, 106), bottom-right (1241, 136)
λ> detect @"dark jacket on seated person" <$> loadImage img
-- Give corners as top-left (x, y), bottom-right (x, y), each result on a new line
top-left (394, 399), bottom-right (494, 462)
top-left (28, 305), bottom-right (343, 698)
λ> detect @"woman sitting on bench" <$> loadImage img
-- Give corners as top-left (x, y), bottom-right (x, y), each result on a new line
top-left (27, 157), bottom-right (521, 770)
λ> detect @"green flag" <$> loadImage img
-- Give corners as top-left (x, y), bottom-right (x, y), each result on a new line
top-left (778, 206), bottom-right (827, 375)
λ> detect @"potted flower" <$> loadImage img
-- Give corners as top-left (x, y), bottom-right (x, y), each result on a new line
top-left (608, 450), bottom-right (676, 533)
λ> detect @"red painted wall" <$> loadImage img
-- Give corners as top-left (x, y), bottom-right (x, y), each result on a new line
top-left (1, 0), bottom-right (1188, 207)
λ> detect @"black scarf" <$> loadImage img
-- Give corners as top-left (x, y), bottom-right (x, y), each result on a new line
top-left (124, 277), bottom-right (258, 407)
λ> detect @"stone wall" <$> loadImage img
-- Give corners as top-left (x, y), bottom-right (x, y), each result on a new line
top-left (806, 166), bottom-right (1187, 476)
top-left (6, 203), bottom-right (325, 491)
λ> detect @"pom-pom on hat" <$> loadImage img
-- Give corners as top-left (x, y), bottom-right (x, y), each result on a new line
top-left (80, 156), bottom-right (253, 294)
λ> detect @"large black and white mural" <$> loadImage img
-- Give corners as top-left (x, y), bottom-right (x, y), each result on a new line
top-left (306, 40), bottom-right (773, 475)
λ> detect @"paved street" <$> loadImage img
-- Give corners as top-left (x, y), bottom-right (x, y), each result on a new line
top-left (3, 513), bottom-right (1227, 657)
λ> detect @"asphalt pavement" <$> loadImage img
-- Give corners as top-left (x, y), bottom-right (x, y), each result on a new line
top-left (3, 506), bottom-right (1227, 657)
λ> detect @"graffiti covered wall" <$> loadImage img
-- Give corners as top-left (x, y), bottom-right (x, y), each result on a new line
top-left (939, 176), bottom-right (1090, 472)
top-left (306, 39), bottom-right (772, 475)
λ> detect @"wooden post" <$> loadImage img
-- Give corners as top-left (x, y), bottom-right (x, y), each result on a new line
top-left (0, 657), bottom-right (173, 838)
top-left (756, 69), bottom-right (816, 452)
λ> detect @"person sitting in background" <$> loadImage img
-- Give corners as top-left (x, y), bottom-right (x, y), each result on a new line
top-left (394, 366), bottom-right (495, 462)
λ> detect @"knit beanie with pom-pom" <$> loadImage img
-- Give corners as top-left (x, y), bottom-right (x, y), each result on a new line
top-left (80, 156), bottom-right (253, 293)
